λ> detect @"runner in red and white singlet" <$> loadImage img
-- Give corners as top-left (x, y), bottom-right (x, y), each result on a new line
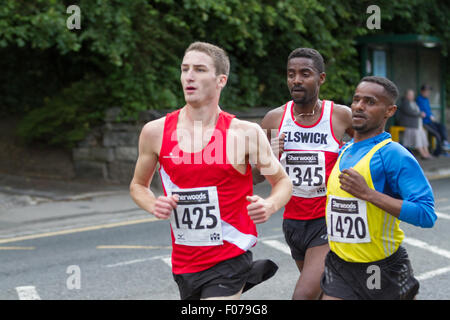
top-left (254, 48), bottom-right (353, 300)
top-left (130, 42), bottom-right (292, 300)
top-left (158, 109), bottom-right (258, 274)
top-left (279, 99), bottom-right (340, 221)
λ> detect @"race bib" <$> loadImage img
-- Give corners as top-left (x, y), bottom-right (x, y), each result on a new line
top-left (168, 186), bottom-right (223, 246)
top-left (281, 151), bottom-right (327, 198)
top-left (326, 196), bottom-right (371, 243)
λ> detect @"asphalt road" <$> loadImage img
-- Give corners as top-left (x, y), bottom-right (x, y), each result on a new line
top-left (1, 178), bottom-right (450, 300)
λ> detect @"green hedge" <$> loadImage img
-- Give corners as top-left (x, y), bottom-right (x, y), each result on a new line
top-left (0, 0), bottom-right (448, 147)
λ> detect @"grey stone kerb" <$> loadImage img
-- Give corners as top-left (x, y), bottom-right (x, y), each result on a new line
top-left (72, 107), bottom-right (270, 185)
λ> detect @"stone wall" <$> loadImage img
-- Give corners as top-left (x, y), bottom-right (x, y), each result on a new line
top-left (72, 107), bottom-right (270, 185)
top-left (72, 107), bottom-right (166, 185)
top-left (72, 108), bottom-right (136, 184)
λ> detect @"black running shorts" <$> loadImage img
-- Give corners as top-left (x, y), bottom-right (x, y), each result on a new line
top-left (172, 250), bottom-right (278, 300)
top-left (320, 246), bottom-right (419, 300)
top-left (282, 217), bottom-right (329, 261)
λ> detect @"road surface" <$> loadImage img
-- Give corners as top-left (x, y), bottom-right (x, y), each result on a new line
top-left (1, 178), bottom-right (450, 300)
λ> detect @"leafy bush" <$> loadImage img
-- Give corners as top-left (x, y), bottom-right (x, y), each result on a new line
top-left (0, 0), bottom-right (448, 147)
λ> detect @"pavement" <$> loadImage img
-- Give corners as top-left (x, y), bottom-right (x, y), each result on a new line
top-left (0, 174), bottom-right (127, 202)
top-left (0, 173), bottom-right (140, 239)
top-left (416, 155), bottom-right (450, 180)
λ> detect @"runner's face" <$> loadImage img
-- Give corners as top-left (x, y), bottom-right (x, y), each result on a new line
top-left (287, 57), bottom-right (324, 105)
top-left (351, 82), bottom-right (396, 134)
top-left (180, 51), bottom-right (225, 106)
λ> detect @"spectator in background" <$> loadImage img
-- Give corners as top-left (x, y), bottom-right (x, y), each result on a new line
top-left (416, 85), bottom-right (450, 157)
top-left (397, 89), bottom-right (433, 160)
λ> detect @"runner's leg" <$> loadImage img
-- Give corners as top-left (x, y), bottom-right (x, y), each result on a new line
top-left (291, 260), bottom-right (304, 299)
top-left (295, 260), bottom-right (304, 272)
top-left (321, 293), bottom-right (343, 300)
top-left (292, 243), bottom-right (329, 300)
top-left (424, 123), bottom-right (443, 156)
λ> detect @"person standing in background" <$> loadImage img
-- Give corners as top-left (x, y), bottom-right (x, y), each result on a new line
top-left (397, 89), bottom-right (432, 159)
top-left (416, 85), bottom-right (450, 157)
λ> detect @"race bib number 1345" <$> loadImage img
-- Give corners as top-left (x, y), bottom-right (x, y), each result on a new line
top-left (282, 151), bottom-right (327, 198)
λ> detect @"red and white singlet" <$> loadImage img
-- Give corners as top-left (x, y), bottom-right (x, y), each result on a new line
top-left (158, 109), bottom-right (257, 274)
top-left (278, 100), bottom-right (340, 220)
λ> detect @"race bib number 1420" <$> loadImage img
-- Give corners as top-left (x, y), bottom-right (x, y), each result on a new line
top-left (326, 196), bottom-right (371, 243)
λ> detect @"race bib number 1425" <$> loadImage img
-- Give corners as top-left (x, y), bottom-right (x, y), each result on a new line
top-left (169, 186), bottom-right (223, 246)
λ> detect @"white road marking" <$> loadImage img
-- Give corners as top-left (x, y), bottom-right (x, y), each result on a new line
top-left (403, 237), bottom-right (450, 281)
top-left (261, 239), bottom-right (291, 255)
top-left (161, 257), bottom-right (172, 268)
top-left (16, 286), bottom-right (41, 300)
top-left (105, 254), bottom-right (171, 268)
top-left (403, 237), bottom-right (450, 260)
top-left (104, 235), bottom-right (285, 268)
top-left (261, 236), bottom-right (450, 283)
top-left (97, 245), bottom-right (171, 250)
top-left (436, 197), bottom-right (449, 203)
top-left (436, 211), bottom-right (450, 220)
top-left (416, 265), bottom-right (450, 281)
top-left (103, 233), bottom-right (450, 284)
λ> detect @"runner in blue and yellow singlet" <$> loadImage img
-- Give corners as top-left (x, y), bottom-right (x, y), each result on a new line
top-left (321, 76), bottom-right (436, 300)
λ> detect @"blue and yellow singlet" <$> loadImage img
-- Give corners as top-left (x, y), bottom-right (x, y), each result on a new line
top-left (325, 132), bottom-right (435, 263)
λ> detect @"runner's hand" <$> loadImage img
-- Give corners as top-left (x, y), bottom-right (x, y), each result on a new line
top-left (246, 195), bottom-right (275, 224)
top-left (270, 133), bottom-right (285, 158)
top-left (339, 168), bottom-right (372, 201)
top-left (153, 195), bottom-right (179, 219)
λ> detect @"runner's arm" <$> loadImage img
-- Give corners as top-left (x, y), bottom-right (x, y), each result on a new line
top-left (252, 108), bottom-right (284, 184)
top-left (334, 103), bottom-right (354, 141)
top-left (339, 168), bottom-right (403, 217)
top-left (383, 147), bottom-right (436, 228)
top-left (129, 120), bottom-right (178, 219)
top-left (339, 146), bottom-right (436, 228)
top-left (248, 123), bottom-right (292, 223)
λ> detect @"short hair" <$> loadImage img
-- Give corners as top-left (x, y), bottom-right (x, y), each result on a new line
top-left (287, 48), bottom-right (325, 73)
top-left (420, 84), bottom-right (432, 91)
top-left (185, 42), bottom-right (230, 77)
top-left (359, 76), bottom-right (399, 104)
